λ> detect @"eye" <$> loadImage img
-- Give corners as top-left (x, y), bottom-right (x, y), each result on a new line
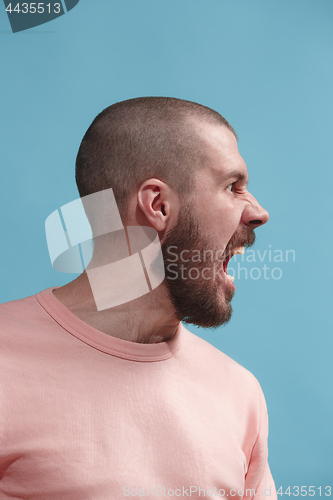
top-left (226, 182), bottom-right (235, 192)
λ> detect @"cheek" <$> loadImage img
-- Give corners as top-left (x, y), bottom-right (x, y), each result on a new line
top-left (219, 215), bottom-right (241, 246)
top-left (193, 190), bottom-right (243, 242)
top-left (205, 204), bottom-right (242, 243)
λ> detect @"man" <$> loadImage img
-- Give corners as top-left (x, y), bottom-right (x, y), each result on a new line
top-left (0, 97), bottom-right (276, 499)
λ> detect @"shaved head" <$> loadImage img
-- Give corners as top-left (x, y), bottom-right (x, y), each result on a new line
top-left (75, 97), bottom-right (237, 222)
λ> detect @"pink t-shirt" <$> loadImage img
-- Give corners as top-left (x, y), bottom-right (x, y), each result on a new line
top-left (0, 287), bottom-right (276, 500)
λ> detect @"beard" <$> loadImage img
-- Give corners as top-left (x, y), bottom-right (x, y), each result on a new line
top-left (160, 203), bottom-right (255, 329)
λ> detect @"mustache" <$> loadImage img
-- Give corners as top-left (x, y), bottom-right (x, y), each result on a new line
top-left (223, 226), bottom-right (256, 259)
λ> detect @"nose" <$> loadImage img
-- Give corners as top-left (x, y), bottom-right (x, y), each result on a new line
top-left (242, 193), bottom-right (269, 229)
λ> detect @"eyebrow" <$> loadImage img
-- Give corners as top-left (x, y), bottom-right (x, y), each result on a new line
top-left (224, 170), bottom-right (249, 185)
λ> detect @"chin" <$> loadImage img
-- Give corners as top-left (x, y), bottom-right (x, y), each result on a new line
top-left (166, 279), bottom-right (235, 329)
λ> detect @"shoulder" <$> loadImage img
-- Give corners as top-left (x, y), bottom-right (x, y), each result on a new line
top-left (0, 291), bottom-right (52, 346)
top-left (180, 324), bottom-right (253, 376)
top-left (0, 293), bottom-right (39, 324)
top-left (180, 324), bottom-right (266, 405)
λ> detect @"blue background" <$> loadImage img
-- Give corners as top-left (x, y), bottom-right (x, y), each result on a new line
top-left (1, 0), bottom-right (332, 488)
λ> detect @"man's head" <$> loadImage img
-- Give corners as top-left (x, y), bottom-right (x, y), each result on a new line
top-left (76, 97), bottom-right (269, 328)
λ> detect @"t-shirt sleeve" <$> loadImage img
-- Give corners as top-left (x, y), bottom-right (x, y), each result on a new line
top-left (243, 377), bottom-right (277, 500)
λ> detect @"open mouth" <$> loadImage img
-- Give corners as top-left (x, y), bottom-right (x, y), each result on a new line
top-left (222, 246), bottom-right (245, 284)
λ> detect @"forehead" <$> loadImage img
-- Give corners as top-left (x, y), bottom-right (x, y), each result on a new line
top-left (193, 121), bottom-right (248, 182)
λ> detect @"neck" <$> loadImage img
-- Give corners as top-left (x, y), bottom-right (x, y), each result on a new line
top-left (52, 272), bottom-right (180, 344)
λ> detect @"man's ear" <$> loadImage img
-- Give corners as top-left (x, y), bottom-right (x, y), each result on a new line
top-left (137, 179), bottom-right (180, 232)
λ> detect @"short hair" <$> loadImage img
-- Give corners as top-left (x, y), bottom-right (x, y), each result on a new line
top-left (75, 97), bottom-right (237, 222)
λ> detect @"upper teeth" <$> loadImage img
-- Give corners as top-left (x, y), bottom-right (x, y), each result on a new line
top-left (232, 246), bottom-right (245, 256)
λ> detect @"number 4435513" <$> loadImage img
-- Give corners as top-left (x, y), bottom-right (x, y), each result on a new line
top-left (277, 487), bottom-right (331, 497)
top-left (5, 3), bottom-right (61, 14)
